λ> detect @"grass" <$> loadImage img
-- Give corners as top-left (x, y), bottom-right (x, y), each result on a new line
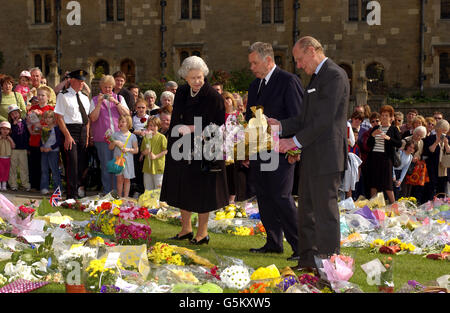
top-left (3, 203), bottom-right (449, 293)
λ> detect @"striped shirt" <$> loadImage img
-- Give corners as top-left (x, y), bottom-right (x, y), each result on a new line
top-left (373, 126), bottom-right (389, 153)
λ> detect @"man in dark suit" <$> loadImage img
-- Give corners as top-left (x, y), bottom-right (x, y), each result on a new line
top-left (268, 36), bottom-right (349, 271)
top-left (245, 42), bottom-right (303, 261)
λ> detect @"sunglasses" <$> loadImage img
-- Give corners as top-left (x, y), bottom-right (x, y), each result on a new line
top-left (371, 119), bottom-right (380, 123)
top-left (397, 119), bottom-right (403, 122)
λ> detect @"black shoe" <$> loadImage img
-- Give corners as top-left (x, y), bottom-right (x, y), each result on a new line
top-left (291, 259), bottom-right (317, 273)
top-left (190, 235), bottom-right (210, 245)
top-left (249, 246), bottom-right (283, 254)
top-left (169, 232), bottom-right (194, 240)
top-left (287, 254), bottom-right (300, 261)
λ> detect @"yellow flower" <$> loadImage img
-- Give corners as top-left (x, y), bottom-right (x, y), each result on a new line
top-left (437, 219), bottom-right (445, 225)
top-left (370, 239), bottom-right (385, 248)
top-left (442, 245), bottom-right (450, 253)
top-left (386, 238), bottom-right (402, 246)
top-left (112, 207), bottom-right (120, 216)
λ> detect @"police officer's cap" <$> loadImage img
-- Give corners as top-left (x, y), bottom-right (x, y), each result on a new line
top-left (68, 70), bottom-right (88, 81)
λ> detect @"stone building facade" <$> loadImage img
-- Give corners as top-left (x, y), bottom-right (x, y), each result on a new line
top-left (0, 0), bottom-right (449, 101)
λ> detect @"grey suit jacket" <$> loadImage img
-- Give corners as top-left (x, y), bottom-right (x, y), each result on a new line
top-left (281, 58), bottom-right (349, 176)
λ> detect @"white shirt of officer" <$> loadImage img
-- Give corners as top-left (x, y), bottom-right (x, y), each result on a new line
top-left (54, 87), bottom-right (90, 124)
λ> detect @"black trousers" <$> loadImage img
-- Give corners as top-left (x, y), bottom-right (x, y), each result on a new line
top-left (64, 124), bottom-right (87, 199)
top-left (298, 169), bottom-right (342, 263)
top-left (250, 154), bottom-right (298, 254)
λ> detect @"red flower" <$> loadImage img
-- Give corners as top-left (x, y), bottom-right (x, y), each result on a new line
top-left (140, 117), bottom-right (147, 123)
top-left (101, 202), bottom-right (112, 211)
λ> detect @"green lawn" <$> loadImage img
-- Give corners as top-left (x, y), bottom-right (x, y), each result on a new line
top-left (3, 203), bottom-right (449, 293)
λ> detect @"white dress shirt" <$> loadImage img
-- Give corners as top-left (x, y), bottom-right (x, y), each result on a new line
top-left (54, 87), bottom-right (90, 124)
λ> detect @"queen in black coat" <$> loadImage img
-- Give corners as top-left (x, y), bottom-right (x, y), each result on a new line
top-left (160, 56), bottom-right (229, 244)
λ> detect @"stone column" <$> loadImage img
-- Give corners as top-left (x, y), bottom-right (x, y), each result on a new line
top-left (47, 61), bottom-right (60, 89)
top-left (355, 76), bottom-right (368, 106)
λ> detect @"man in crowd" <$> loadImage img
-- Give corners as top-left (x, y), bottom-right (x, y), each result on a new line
top-left (113, 71), bottom-right (134, 113)
top-left (29, 67), bottom-right (57, 106)
top-left (212, 82), bottom-right (223, 95)
top-left (54, 70), bottom-right (90, 200)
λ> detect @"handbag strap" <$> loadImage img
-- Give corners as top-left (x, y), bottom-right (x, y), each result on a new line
top-left (119, 132), bottom-right (132, 159)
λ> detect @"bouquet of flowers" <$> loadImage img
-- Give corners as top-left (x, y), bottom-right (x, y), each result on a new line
top-left (114, 222), bottom-right (152, 245)
top-left (85, 257), bottom-right (125, 293)
top-left (378, 257), bottom-right (394, 292)
top-left (319, 254), bottom-right (354, 283)
top-left (58, 246), bottom-right (97, 285)
top-left (17, 205), bottom-right (35, 221)
top-left (41, 126), bottom-right (51, 144)
top-left (104, 129), bottom-right (114, 144)
top-left (85, 202), bottom-right (119, 238)
top-left (148, 242), bottom-right (186, 266)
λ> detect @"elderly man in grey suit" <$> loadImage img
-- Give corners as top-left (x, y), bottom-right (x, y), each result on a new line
top-left (268, 36), bottom-right (349, 271)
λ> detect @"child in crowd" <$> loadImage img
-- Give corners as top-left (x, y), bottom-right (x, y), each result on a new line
top-left (14, 71), bottom-right (32, 103)
top-left (140, 116), bottom-right (167, 191)
top-left (27, 86), bottom-right (54, 191)
top-left (30, 86), bottom-right (54, 113)
top-left (0, 121), bottom-right (15, 191)
top-left (109, 115), bottom-right (138, 198)
top-left (130, 99), bottom-right (149, 197)
top-left (7, 105), bottom-right (30, 191)
top-left (40, 110), bottom-right (63, 195)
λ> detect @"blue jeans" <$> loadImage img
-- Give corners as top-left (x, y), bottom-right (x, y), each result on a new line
top-left (95, 141), bottom-right (116, 193)
top-left (40, 150), bottom-right (61, 190)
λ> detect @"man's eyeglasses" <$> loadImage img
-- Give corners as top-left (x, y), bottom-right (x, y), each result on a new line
top-left (371, 119), bottom-right (380, 123)
top-left (434, 117), bottom-right (442, 120)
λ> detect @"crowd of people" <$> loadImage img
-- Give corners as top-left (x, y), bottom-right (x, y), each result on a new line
top-left (344, 105), bottom-right (450, 205)
top-left (0, 38), bottom-right (449, 268)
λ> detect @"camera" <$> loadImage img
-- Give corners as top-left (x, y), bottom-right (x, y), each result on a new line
top-left (103, 94), bottom-right (109, 100)
top-left (441, 134), bottom-right (445, 141)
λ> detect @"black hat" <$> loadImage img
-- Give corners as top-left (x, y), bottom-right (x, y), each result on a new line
top-left (68, 70), bottom-right (88, 81)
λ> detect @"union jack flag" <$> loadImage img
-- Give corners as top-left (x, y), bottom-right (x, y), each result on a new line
top-left (50, 186), bottom-right (62, 207)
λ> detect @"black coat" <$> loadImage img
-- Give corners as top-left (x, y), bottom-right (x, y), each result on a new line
top-left (160, 82), bottom-right (229, 212)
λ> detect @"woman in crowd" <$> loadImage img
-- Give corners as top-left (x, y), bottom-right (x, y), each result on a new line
top-left (401, 126), bottom-right (427, 199)
top-left (422, 119), bottom-right (450, 201)
top-left (159, 91), bottom-right (175, 109)
top-left (366, 105), bottom-right (402, 204)
top-left (89, 75), bottom-right (130, 194)
top-left (144, 90), bottom-right (159, 114)
top-left (0, 76), bottom-right (26, 122)
top-left (393, 141), bottom-right (416, 200)
top-left (160, 55), bottom-right (229, 245)
top-left (425, 117), bottom-right (436, 137)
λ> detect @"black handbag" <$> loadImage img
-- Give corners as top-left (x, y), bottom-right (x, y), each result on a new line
top-left (393, 148), bottom-right (402, 168)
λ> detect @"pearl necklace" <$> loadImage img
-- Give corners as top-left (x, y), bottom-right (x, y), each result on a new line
top-left (190, 87), bottom-right (199, 97)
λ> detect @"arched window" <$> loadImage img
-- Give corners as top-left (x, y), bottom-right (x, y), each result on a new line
top-left (366, 62), bottom-right (385, 95)
top-left (339, 63), bottom-right (353, 95)
top-left (120, 59), bottom-right (135, 83)
top-left (94, 59), bottom-right (110, 77)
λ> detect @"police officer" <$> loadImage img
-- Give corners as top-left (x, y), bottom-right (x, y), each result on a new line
top-left (54, 70), bottom-right (90, 199)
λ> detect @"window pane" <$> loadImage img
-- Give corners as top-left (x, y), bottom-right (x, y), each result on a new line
top-left (275, 55), bottom-right (283, 69)
top-left (274, 0), bottom-right (284, 23)
top-left (180, 51), bottom-right (189, 64)
top-left (117, 0), bottom-right (125, 21)
top-left (35, 0), bottom-right (42, 24)
top-left (262, 0), bottom-right (271, 24)
top-left (440, 52), bottom-right (450, 84)
top-left (44, 0), bottom-right (52, 23)
top-left (361, 0), bottom-right (371, 21)
top-left (181, 0), bottom-right (190, 19)
top-left (106, 0), bottom-right (114, 21)
top-left (192, 0), bottom-right (201, 19)
top-left (34, 54), bottom-right (42, 71)
top-left (442, 0), bottom-right (450, 19)
top-left (348, 0), bottom-right (358, 21)
top-left (192, 50), bottom-right (201, 57)
top-left (44, 54), bottom-right (52, 76)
